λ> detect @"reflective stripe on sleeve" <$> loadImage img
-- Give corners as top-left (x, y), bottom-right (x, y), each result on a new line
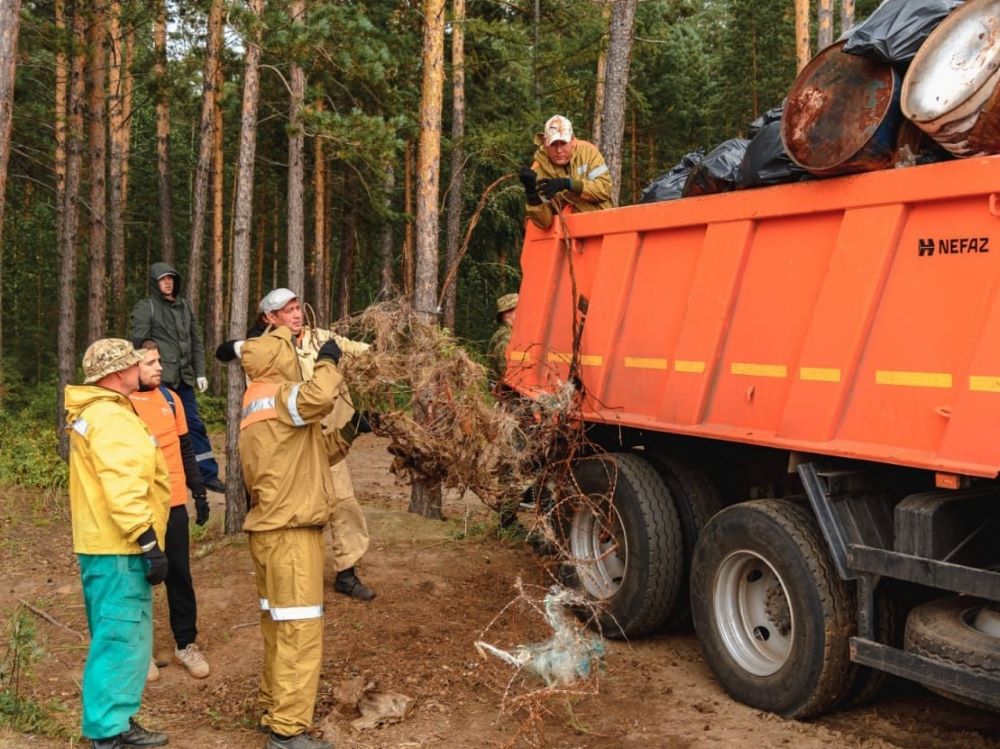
top-left (259, 598), bottom-right (270, 611)
top-left (71, 419), bottom-right (89, 437)
top-left (286, 384), bottom-right (306, 426)
top-left (242, 396), bottom-right (276, 420)
top-left (195, 451), bottom-right (215, 462)
top-left (269, 604), bottom-right (323, 621)
top-left (587, 164), bottom-right (609, 180)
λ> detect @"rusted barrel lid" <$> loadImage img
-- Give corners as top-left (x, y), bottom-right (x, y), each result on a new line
top-left (782, 41), bottom-right (901, 175)
top-left (901, 0), bottom-right (1000, 156)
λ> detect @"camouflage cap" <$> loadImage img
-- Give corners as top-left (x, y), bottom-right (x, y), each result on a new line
top-left (496, 293), bottom-right (519, 315)
top-left (82, 338), bottom-right (144, 384)
top-left (543, 115), bottom-right (573, 146)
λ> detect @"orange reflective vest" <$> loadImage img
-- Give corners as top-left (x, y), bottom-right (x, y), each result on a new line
top-left (241, 382), bottom-right (280, 431)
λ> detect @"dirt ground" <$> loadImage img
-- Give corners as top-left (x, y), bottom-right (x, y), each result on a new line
top-left (1, 434), bottom-right (998, 749)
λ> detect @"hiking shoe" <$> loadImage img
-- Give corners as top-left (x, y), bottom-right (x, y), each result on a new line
top-left (146, 659), bottom-right (160, 682)
top-left (119, 718), bottom-right (168, 747)
top-left (265, 731), bottom-right (332, 749)
top-left (175, 643), bottom-right (210, 678)
top-left (333, 568), bottom-right (375, 601)
top-left (203, 477), bottom-right (226, 494)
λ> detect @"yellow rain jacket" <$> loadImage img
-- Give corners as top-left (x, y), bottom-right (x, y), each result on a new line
top-left (526, 137), bottom-right (614, 230)
top-left (64, 386), bottom-right (171, 554)
top-left (239, 326), bottom-right (344, 532)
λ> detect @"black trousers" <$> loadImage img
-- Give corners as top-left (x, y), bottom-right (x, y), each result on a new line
top-left (165, 505), bottom-right (198, 649)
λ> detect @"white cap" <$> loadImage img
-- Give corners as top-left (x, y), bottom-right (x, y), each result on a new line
top-left (259, 287), bottom-right (299, 314)
top-left (544, 115), bottom-right (574, 146)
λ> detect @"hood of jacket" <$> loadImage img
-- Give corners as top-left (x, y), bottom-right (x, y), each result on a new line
top-left (148, 261), bottom-right (182, 298)
top-left (64, 384), bottom-right (131, 423)
top-left (241, 326), bottom-right (302, 383)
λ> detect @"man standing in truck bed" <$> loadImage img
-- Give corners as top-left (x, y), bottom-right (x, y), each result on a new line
top-left (519, 114), bottom-right (614, 230)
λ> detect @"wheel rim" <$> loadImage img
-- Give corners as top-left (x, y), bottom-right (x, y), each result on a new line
top-left (969, 605), bottom-right (1000, 638)
top-left (569, 497), bottom-right (627, 600)
top-left (713, 550), bottom-right (794, 676)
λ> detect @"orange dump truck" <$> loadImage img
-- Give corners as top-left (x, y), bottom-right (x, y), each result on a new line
top-left (506, 155), bottom-right (1000, 717)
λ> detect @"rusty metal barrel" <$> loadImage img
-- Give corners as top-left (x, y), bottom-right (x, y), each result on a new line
top-left (782, 41), bottom-right (903, 176)
top-left (901, 0), bottom-right (1000, 157)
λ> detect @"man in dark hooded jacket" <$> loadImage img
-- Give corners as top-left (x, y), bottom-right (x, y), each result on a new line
top-left (131, 262), bottom-right (224, 493)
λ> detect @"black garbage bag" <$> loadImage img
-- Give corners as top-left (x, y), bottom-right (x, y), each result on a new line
top-left (639, 149), bottom-right (705, 204)
top-left (739, 121), bottom-right (812, 188)
top-left (681, 138), bottom-right (750, 198)
top-left (747, 105), bottom-right (784, 139)
top-left (842, 0), bottom-right (963, 65)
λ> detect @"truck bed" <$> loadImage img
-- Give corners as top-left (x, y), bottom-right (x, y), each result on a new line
top-left (507, 155), bottom-right (1000, 478)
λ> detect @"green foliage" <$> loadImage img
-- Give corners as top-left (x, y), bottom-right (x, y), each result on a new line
top-left (0, 374), bottom-right (66, 489)
top-left (0, 607), bottom-right (70, 738)
top-left (195, 392), bottom-right (227, 430)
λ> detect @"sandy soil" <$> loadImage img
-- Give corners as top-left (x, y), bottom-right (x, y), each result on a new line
top-left (1, 435), bottom-right (998, 749)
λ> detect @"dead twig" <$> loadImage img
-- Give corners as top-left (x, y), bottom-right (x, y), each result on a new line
top-left (16, 598), bottom-right (85, 642)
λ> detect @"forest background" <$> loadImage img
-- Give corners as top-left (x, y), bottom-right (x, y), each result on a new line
top-left (0, 0), bottom-right (881, 486)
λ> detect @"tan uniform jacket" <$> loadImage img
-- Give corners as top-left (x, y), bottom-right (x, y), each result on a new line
top-left (239, 327), bottom-right (343, 532)
top-left (526, 138), bottom-right (614, 229)
top-left (488, 321), bottom-right (513, 384)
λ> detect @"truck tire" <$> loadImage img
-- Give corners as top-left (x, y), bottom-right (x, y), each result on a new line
top-left (837, 581), bottom-right (896, 708)
top-left (646, 455), bottom-right (722, 630)
top-left (690, 500), bottom-right (855, 718)
top-left (904, 596), bottom-right (1000, 709)
top-left (563, 453), bottom-right (683, 639)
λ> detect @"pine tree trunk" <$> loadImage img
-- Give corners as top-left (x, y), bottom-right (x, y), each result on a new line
top-left (322, 166), bottom-right (332, 314)
top-left (119, 25), bottom-right (134, 208)
top-left (379, 164), bottom-right (395, 296)
top-left (54, 0), bottom-right (67, 292)
top-left (153, 0), bottom-right (174, 265)
top-left (818, 0), bottom-right (833, 49)
top-left (188, 0), bottom-right (222, 315)
top-left (0, 0), bottom-right (19, 370)
top-left (335, 195), bottom-right (356, 319)
top-left (795, 0), bottom-right (810, 72)
top-left (208, 65), bottom-right (224, 390)
top-left (107, 0), bottom-right (128, 332)
top-left (442, 0), bottom-right (465, 331)
top-left (286, 0), bottom-right (306, 294)
top-left (840, 0), bottom-right (854, 33)
top-left (597, 0), bottom-right (637, 206)
top-left (312, 118), bottom-right (326, 324)
top-left (225, 0), bottom-right (264, 535)
top-left (403, 140), bottom-right (414, 297)
top-left (410, 0), bottom-right (446, 520)
top-left (86, 0), bottom-right (108, 342)
top-left (592, 0), bottom-right (611, 144)
top-left (58, 1), bottom-right (86, 458)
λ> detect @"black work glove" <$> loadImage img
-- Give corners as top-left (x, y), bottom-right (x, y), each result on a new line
top-left (537, 177), bottom-right (574, 199)
top-left (137, 528), bottom-right (168, 585)
top-left (193, 492), bottom-right (210, 526)
top-left (318, 339), bottom-right (342, 365)
top-left (519, 166), bottom-right (543, 207)
top-left (215, 339), bottom-right (240, 362)
top-left (351, 410), bottom-right (372, 435)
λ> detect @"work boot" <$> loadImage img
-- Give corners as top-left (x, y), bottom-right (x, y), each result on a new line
top-left (333, 568), bottom-right (375, 601)
top-left (146, 659), bottom-right (160, 683)
top-left (174, 643), bottom-right (210, 678)
top-left (265, 731), bottom-right (332, 749)
top-left (109, 718), bottom-right (168, 747)
top-left (203, 476), bottom-right (226, 494)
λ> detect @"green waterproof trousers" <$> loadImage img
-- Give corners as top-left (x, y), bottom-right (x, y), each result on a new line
top-left (78, 554), bottom-right (152, 740)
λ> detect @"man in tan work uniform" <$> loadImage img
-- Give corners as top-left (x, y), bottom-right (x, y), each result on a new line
top-left (238, 323), bottom-right (344, 749)
top-left (218, 288), bottom-right (375, 601)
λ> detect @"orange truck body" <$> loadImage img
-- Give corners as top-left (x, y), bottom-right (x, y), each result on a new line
top-left (507, 155), bottom-right (1000, 479)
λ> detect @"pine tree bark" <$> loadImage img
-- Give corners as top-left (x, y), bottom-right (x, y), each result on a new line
top-left (840, 0), bottom-right (854, 33)
top-left (54, 0), bottom-right (67, 287)
top-left (0, 0), bottom-right (20, 373)
top-left (312, 113), bottom-right (326, 324)
top-left (225, 0), bottom-right (264, 534)
top-left (818, 0), bottom-right (833, 49)
top-left (86, 0), bottom-right (108, 342)
top-left (402, 140), bottom-right (414, 297)
top-left (795, 0), bottom-right (811, 72)
top-left (597, 0), bottom-right (637, 206)
top-left (208, 63), bottom-right (224, 389)
top-left (335, 194), bottom-right (356, 319)
top-left (188, 0), bottom-right (223, 315)
top-left (379, 164), bottom-right (395, 297)
top-left (119, 24), bottom-right (134, 208)
top-left (442, 0), bottom-right (465, 331)
top-left (153, 0), bottom-right (174, 265)
top-left (286, 0), bottom-right (305, 294)
top-left (58, 1), bottom-right (86, 458)
top-left (592, 0), bottom-right (611, 144)
top-left (410, 0), bottom-right (446, 520)
top-left (107, 0), bottom-right (129, 332)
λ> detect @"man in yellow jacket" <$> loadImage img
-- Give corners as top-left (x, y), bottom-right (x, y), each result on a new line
top-left (238, 324), bottom-right (344, 749)
top-left (520, 114), bottom-right (614, 230)
top-left (64, 338), bottom-right (172, 749)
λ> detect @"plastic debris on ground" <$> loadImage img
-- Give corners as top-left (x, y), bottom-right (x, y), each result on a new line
top-left (475, 586), bottom-right (606, 688)
top-left (842, 0), bottom-right (964, 65)
top-left (682, 138), bottom-right (750, 197)
top-left (640, 149), bottom-right (705, 204)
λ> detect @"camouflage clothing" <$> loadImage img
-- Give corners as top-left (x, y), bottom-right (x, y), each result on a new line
top-left (488, 321), bottom-right (513, 384)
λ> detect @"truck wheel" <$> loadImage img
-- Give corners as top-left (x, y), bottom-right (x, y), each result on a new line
top-left (904, 596), bottom-right (1000, 709)
top-left (838, 581), bottom-right (897, 708)
top-left (646, 456), bottom-right (722, 630)
top-left (563, 453), bottom-right (683, 639)
top-left (690, 500), bottom-right (855, 718)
